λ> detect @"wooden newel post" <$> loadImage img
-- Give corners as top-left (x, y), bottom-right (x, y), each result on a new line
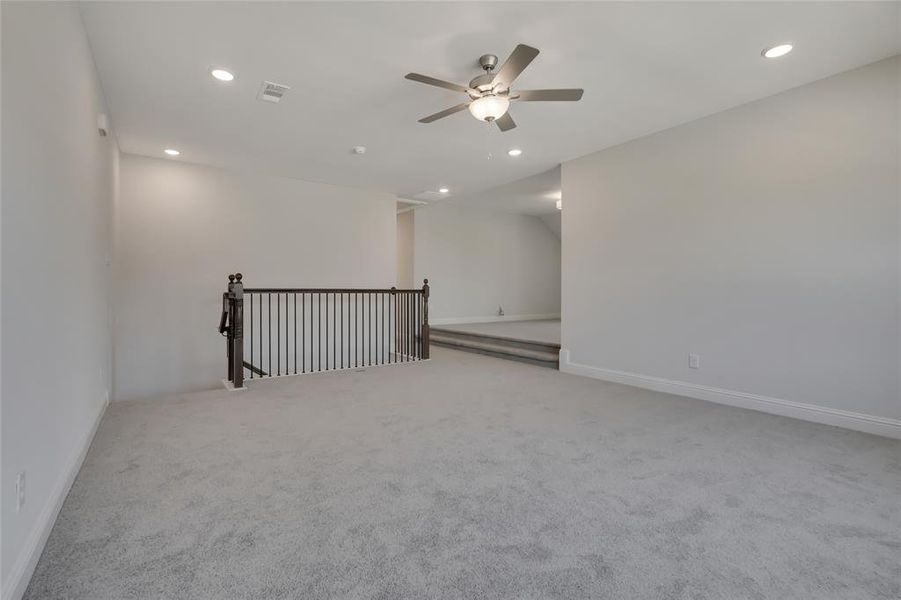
top-left (226, 273), bottom-right (245, 388)
top-left (226, 274), bottom-right (236, 383)
top-left (422, 278), bottom-right (430, 359)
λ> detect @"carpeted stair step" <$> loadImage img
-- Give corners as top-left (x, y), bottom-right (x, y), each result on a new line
top-left (430, 330), bottom-right (559, 368)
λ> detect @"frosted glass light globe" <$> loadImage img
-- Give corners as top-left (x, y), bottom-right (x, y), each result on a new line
top-left (468, 95), bottom-right (510, 122)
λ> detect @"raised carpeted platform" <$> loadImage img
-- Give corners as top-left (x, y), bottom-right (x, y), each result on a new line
top-left (430, 319), bottom-right (561, 367)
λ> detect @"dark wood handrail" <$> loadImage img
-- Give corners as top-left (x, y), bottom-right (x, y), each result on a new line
top-left (244, 287), bottom-right (425, 294)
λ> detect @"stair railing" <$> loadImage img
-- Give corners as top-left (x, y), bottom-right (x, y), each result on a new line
top-left (221, 273), bottom-right (430, 389)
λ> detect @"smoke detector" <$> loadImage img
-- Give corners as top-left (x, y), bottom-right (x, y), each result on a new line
top-left (257, 81), bottom-right (291, 103)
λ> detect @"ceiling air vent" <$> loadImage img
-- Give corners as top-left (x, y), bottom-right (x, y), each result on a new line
top-left (257, 81), bottom-right (291, 103)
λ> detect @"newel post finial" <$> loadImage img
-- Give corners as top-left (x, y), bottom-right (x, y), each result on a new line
top-left (228, 274), bottom-right (236, 284)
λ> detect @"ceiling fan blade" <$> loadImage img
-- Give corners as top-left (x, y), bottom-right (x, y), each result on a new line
top-left (492, 44), bottom-right (540, 88)
top-left (418, 103), bottom-right (470, 123)
top-left (495, 112), bottom-right (516, 132)
top-left (405, 73), bottom-right (470, 94)
top-left (515, 89), bottom-right (584, 102)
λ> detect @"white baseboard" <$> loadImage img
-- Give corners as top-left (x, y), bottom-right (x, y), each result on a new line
top-left (2, 397), bottom-right (109, 600)
top-left (559, 349), bottom-right (901, 440)
top-left (431, 313), bottom-right (560, 326)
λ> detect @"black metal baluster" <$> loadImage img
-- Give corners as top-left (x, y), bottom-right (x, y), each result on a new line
top-left (385, 292), bottom-right (388, 364)
top-left (358, 292), bottom-right (361, 368)
top-left (378, 293), bottom-right (382, 365)
top-left (249, 293), bottom-right (253, 379)
top-left (328, 292), bottom-right (332, 371)
top-left (386, 292), bottom-right (389, 364)
top-left (268, 293), bottom-right (272, 376)
top-left (367, 292), bottom-right (371, 366)
top-left (404, 292), bottom-right (412, 362)
top-left (388, 290), bottom-right (397, 363)
top-left (362, 292), bottom-right (366, 367)
top-left (285, 292), bottom-right (291, 375)
top-left (294, 293), bottom-right (297, 375)
top-left (302, 293), bottom-right (306, 373)
top-left (356, 293), bottom-right (359, 368)
top-left (259, 293), bottom-right (262, 376)
top-left (360, 291), bottom-right (364, 367)
top-left (408, 292), bottom-right (412, 361)
top-left (277, 293), bottom-right (281, 376)
top-left (410, 292), bottom-right (415, 361)
top-left (332, 292), bottom-right (338, 369)
top-left (406, 292), bottom-right (411, 361)
top-left (340, 293), bottom-right (344, 369)
top-left (317, 292), bottom-right (321, 372)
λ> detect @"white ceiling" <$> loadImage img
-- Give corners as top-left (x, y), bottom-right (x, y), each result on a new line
top-left (446, 167), bottom-right (561, 216)
top-left (80, 1), bottom-right (900, 200)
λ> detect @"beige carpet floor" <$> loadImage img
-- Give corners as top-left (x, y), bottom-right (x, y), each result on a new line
top-left (24, 347), bottom-right (901, 599)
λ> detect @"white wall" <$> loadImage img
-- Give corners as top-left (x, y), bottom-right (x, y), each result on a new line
top-left (413, 203), bottom-right (561, 323)
top-left (562, 57), bottom-right (901, 433)
top-left (539, 212), bottom-right (562, 239)
top-left (396, 210), bottom-right (414, 288)
top-left (1, 2), bottom-right (118, 597)
top-left (114, 154), bottom-right (396, 401)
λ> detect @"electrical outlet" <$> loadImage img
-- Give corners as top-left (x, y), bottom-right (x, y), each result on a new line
top-left (16, 471), bottom-right (26, 512)
top-left (689, 353), bottom-right (700, 369)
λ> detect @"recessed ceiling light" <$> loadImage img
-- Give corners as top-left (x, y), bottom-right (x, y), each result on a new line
top-left (211, 68), bottom-right (235, 81)
top-left (762, 44), bottom-right (793, 59)
top-left (164, 149), bottom-right (180, 156)
top-left (438, 187), bottom-right (449, 194)
top-left (507, 149), bottom-right (523, 157)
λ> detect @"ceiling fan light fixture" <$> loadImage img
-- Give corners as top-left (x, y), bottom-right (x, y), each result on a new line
top-left (468, 95), bottom-right (510, 122)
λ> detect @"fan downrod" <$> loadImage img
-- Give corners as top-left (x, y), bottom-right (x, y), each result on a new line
top-left (478, 54), bottom-right (498, 72)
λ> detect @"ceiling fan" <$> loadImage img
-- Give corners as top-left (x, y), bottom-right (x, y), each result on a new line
top-left (405, 43), bottom-right (583, 132)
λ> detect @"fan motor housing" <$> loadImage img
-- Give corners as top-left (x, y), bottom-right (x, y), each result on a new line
top-left (469, 73), bottom-right (495, 90)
